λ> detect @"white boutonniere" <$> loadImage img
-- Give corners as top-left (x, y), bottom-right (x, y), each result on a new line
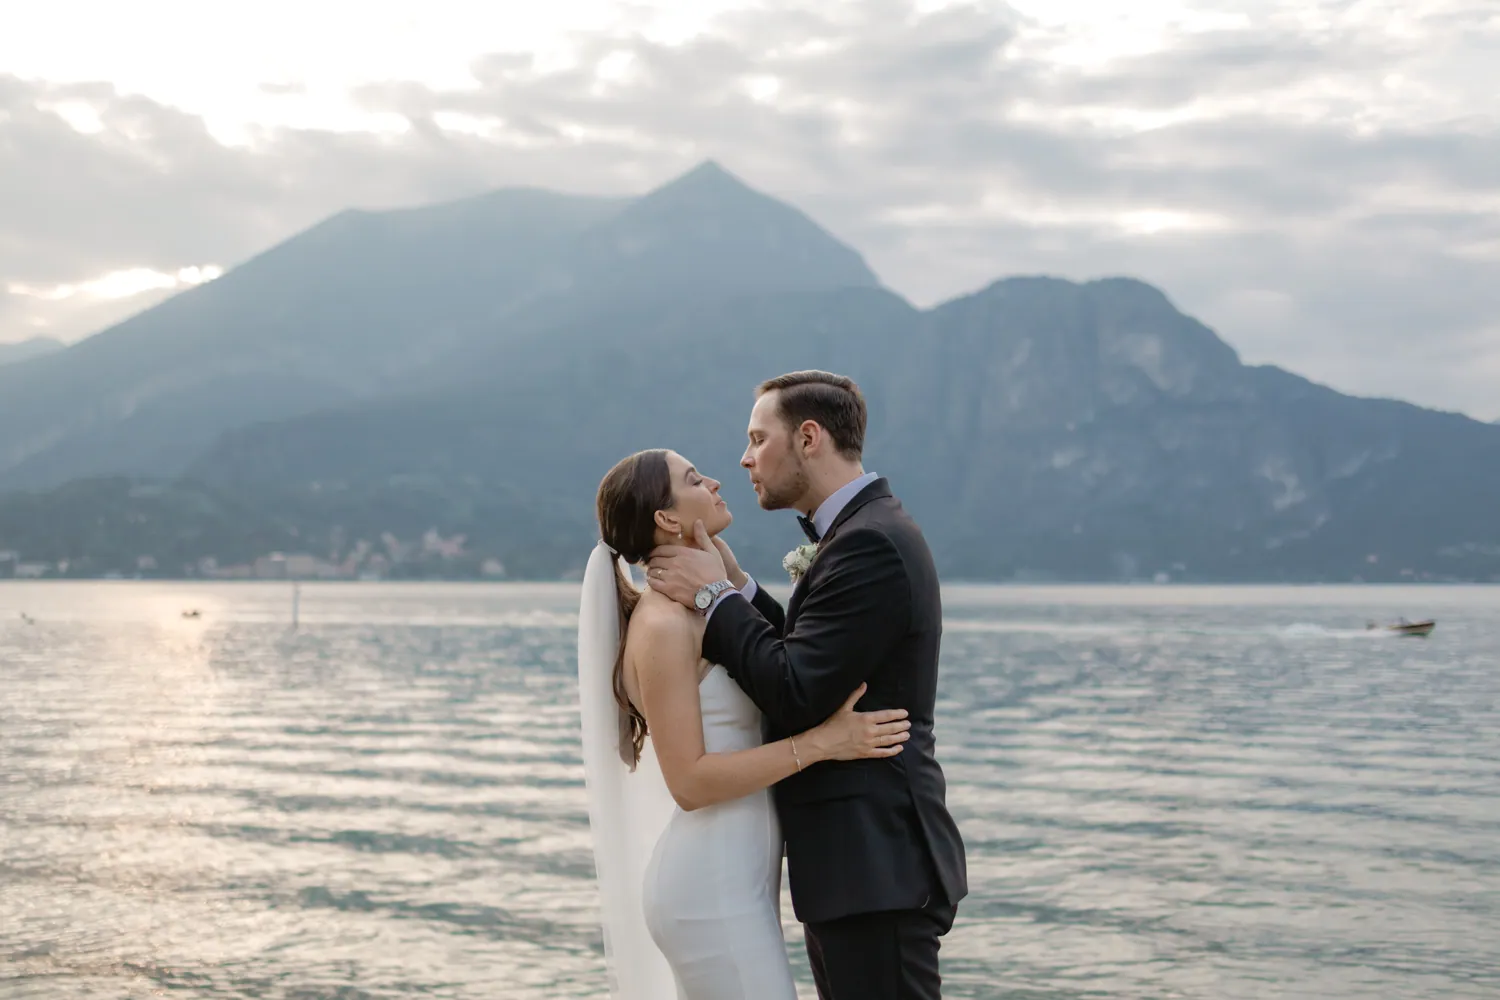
top-left (783, 543), bottom-right (819, 583)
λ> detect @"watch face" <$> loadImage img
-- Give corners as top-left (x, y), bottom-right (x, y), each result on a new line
top-left (695, 590), bottom-right (712, 609)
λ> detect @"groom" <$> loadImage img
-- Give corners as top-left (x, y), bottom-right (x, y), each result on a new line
top-left (647, 370), bottom-right (967, 1000)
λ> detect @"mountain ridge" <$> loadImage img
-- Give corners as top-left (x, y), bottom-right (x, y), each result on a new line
top-left (0, 336), bottom-right (64, 368)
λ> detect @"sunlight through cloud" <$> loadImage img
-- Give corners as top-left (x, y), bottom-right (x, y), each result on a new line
top-left (9, 266), bottom-right (224, 303)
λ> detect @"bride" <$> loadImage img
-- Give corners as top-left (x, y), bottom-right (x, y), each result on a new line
top-left (579, 449), bottom-right (911, 1000)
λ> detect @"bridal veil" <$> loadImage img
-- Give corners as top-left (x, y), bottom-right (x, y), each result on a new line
top-left (577, 541), bottom-right (679, 999)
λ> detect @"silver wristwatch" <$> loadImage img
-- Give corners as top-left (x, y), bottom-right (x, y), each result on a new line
top-left (693, 579), bottom-right (734, 615)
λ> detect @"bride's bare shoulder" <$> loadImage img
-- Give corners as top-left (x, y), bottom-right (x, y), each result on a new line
top-left (630, 590), bottom-right (699, 635)
top-left (625, 593), bottom-right (701, 663)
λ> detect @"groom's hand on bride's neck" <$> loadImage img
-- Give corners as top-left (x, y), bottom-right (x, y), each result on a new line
top-left (647, 520), bottom-right (731, 608)
top-left (710, 533), bottom-right (749, 590)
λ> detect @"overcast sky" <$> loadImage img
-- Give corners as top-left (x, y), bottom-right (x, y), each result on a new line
top-left (3, 0), bottom-right (1497, 418)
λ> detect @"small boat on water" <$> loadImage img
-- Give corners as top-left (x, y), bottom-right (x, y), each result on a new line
top-left (1367, 618), bottom-right (1436, 637)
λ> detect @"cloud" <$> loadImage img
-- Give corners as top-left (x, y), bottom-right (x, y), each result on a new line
top-left (0, 73), bottom-right (539, 340)
top-left (8, 265), bottom-right (223, 302)
top-left (2, 0), bottom-right (1498, 418)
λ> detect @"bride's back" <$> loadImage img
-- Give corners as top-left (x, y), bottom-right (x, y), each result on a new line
top-left (622, 591), bottom-right (762, 756)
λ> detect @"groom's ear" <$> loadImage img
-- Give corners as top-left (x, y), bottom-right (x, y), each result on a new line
top-left (797, 419), bottom-right (823, 457)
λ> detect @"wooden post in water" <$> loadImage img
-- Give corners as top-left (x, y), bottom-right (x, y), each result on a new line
top-left (291, 581), bottom-right (300, 630)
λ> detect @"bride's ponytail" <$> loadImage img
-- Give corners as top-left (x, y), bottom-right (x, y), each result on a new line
top-left (610, 556), bottom-right (648, 768)
top-left (596, 449), bottom-right (673, 769)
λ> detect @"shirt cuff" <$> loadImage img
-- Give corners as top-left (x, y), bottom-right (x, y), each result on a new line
top-left (704, 575), bottom-right (755, 622)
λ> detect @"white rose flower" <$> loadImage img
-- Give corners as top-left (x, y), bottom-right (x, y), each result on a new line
top-left (783, 543), bottom-right (819, 583)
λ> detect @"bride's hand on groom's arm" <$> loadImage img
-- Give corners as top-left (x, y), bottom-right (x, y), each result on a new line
top-left (801, 683), bottom-right (910, 763)
top-left (647, 520), bottom-right (733, 605)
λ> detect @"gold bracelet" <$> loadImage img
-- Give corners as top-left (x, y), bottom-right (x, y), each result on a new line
top-left (789, 736), bottom-right (803, 772)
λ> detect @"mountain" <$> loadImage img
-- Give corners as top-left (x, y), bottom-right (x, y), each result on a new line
top-left (176, 286), bottom-right (918, 575)
top-left (181, 275), bottom-right (1500, 582)
top-left (2, 162), bottom-right (1497, 582)
top-left (0, 161), bottom-right (876, 490)
top-left (563, 160), bottom-right (878, 302)
top-left (884, 277), bottom-right (1500, 580)
top-left (0, 337), bottom-right (63, 367)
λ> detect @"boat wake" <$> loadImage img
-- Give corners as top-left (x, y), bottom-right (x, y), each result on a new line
top-left (1277, 623), bottom-right (1388, 640)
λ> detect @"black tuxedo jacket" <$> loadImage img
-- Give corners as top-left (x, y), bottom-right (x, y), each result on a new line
top-left (704, 478), bottom-right (968, 924)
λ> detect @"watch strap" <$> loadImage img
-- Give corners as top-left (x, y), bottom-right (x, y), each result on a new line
top-left (695, 579), bottom-right (733, 615)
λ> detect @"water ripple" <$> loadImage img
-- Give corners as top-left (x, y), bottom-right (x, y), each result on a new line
top-left (2, 582), bottom-right (1498, 999)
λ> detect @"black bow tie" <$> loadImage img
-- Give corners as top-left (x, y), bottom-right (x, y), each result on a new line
top-left (797, 515), bottom-right (821, 545)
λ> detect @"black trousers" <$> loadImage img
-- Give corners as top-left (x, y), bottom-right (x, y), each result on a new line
top-left (803, 896), bottom-right (958, 1000)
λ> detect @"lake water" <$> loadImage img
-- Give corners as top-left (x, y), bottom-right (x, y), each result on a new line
top-left (1, 582), bottom-right (1497, 999)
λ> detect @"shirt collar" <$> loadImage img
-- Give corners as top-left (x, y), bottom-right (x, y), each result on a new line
top-left (811, 471), bottom-right (879, 539)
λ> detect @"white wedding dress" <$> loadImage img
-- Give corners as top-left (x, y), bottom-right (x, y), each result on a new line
top-left (577, 543), bottom-right (797, 1000)
top-left (641, 664), bottom-right (797, 1000)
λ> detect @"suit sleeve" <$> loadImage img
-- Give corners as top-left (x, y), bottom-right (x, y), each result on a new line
top-left (750, 583), bottom-right (787, 636)
top-left (703, 528), bottom-right (909, 734)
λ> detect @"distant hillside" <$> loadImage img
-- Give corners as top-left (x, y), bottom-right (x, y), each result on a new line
top-left (1, 163), bottom-right (1497, 582)
top-left (0, 337), bottom-right (63, 367)
top-left (0, 476), bottom-right (584, 580)
top-left (186, 277), bottom-right (1500, 582)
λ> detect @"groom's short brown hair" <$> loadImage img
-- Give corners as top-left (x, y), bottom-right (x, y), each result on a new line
top-left (757, 370), bottom-right (867, 459)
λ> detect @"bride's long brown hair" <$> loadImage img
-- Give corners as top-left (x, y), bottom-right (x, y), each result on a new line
top-left (595, 449), bottom-right (675, 768)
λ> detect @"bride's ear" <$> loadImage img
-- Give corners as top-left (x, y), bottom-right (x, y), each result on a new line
top-left (653, 509), bottom-right (682, 537)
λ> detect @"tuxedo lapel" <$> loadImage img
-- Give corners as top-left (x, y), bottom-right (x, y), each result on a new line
top-left (784, 478), bottom-right (893, 628)
top-left (786, 555), bottom-right (815, 622)
top-left (786, 576), bottom-right (808, 623)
